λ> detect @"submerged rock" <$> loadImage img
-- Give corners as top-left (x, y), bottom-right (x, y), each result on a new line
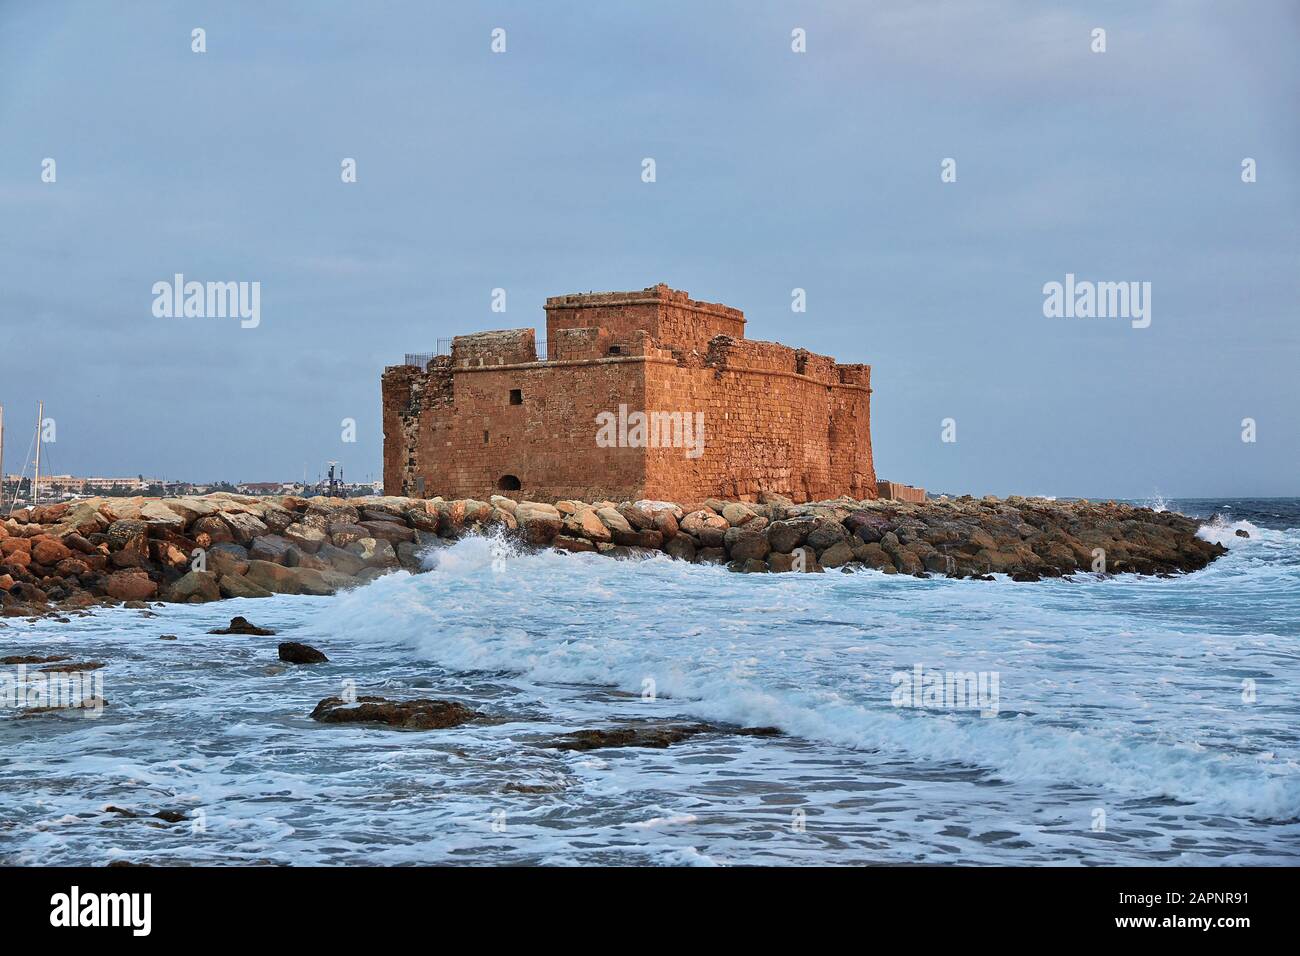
top-left (549, 721), bottom-right (782, 751)
top-left (208, 615), bottom-right (275, 636)
top-left (37, 660), bottom-right (103, 672)
top-left (278, 641), bottom-right (329, 664)
top-left (309, 695), bottom-right (480, 730)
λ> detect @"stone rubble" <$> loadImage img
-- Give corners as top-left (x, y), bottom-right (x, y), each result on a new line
top-left (0, 491), bottom-right (1226, 617)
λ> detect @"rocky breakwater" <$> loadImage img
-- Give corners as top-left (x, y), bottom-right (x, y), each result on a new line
top-left (524, 493), bottom-right (1224, 579)
top-left (0, 492), bottom-right (1225, 617)
top-left (0, 493), bottom-right (440, 617)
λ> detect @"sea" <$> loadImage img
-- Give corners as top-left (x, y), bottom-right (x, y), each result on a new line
top-left (2, 498), bottom-right (1297, 866)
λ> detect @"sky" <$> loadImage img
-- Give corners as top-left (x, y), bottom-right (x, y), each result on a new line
top-left (0, 0), bottom-right (1296, 498)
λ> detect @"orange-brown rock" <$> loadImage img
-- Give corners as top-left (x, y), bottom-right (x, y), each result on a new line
top-left (104, 570), bottom-right (158, 601)
top-left (2, 550), bottom-right (31, 571)
top-left (32, 537), bottom-right (74, 566)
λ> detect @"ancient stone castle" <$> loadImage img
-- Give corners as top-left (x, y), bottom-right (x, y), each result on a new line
top-left (383, 284), bottom-right (891, 504)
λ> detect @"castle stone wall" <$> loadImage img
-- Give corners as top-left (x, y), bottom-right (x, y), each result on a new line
top-left (383, 286), bottom-right (876, 503)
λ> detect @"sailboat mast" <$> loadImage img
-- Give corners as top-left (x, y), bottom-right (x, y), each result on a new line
top-left (0, 404), bottom-right (5, 511)
top-left (32, 401), bottom-right (43, 507)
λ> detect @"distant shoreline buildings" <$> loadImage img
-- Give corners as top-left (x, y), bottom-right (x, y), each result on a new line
top-left (1, 473), bottom-right (383, 502)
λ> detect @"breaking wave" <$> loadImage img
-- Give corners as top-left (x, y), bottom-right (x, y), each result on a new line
top-left (320, 526), bottom-right (1300, 823)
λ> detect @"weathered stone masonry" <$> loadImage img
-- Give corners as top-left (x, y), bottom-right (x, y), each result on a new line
top-left (382, 285), bottom-right (877, 504)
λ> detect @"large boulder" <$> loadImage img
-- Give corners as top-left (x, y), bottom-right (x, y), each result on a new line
top-left (148, 537), bottom-right (190, 570)
top-left (635, 500), bottom-right (684, 521)
top-left (279, 642), bottom-right (328, 664)
top-left (892, 547), bottom-right (926, 575)
top-left (328, 523), bottom-right (370, 549)
top-left (663, 536), bottom-right (696, 562)
top-left (55, 557), bottom-right (91, 577)
top-left (515, 502), bottom-right (563, 545)
top-left (403, 507), bottom-right (440, 534)
top-left (317, 543), bottom-right (366, 576)
top-left (613, 529), bottom-right (664, 549)
top-left (767, 551), bottom-right (796, 573)
top-left (807, 520), bottom-right (849, 553)
top-left (695, 521), bottom-right (727, 548)
top-left (681, 510), bottom-right (727, 538)
top-left (105, 520), bottom-right (150, 566)
top-left (819, 541), bottom-right (856, 568)
top-left (206, 542), bottom-right (250, 577)
top-left (344, 537), bottom-right (398, 568)
top-left (855, 543), bottom-right (896, 572)
top-left (222, 512), bottom-right (269, 545)
top-left (105, 570), bottom-right (158, 601)
top-left (359, 520), bottom-right (415, 544)
top-left (565, 508), bottom-right (612, 543)
top-left (260, 505), bottom-right (295, 534)
top-left (395, 542), bottom-right (424, 571)
top-left (8, 581), bottom-right (49, 604)
top-left (844, 511), bottom-right (893, 543)
top-left (249, 535), bottom-right (293, 564)
top-left (285, 546), bottom-right (329, 570)
top-left (284, 522), bottom-right (327, 554)
top-left (47, 502), bottom-right (109, 538)
top-left (721, 502), bottom-right (758, 527)
top-left (62, 532), bottom-right (97, 555)
top-left (218, 574), bottom-right (272, 599)
top-left (244, 560), bottom-right (302, 594)
top-left (595, 507), bottom-right (633, 536)
top-left (616, 503), bottom-right (654, 531)
top-left (766, 519), bottom-right (815, 554)
top-left (191, 515), bottom-right (235, 545)
top-left (291, 567), bottom-right (354, 596)
top-left (163, 570), bottom-right (221, 603)
top-left (139, 501), bottom-right (186, 531)
top-left (724, 527), bottom-right (770, 562)
top-left (31, 537), bottom-right (73, 567)
top-left (100, 497), bottom-right (145, 521)
top-left (1, 548), bottom-right (31, 572)
top-left (160, 497), bottom-right (221, 523)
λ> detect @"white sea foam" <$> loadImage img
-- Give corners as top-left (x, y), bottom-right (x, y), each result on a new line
top-left (321, 534), bottom-right (1300, 823)
top-left (1196, 515), bottom-right (1264, 548)
top-left (3, 517), bottom-right (1298, 865)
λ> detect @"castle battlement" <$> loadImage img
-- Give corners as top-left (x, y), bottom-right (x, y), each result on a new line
top-left (383, 286), bottom-right (876, 503)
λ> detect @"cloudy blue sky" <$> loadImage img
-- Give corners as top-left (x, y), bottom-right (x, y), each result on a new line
top-left (1, 1), bottom-right (1296, 497)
